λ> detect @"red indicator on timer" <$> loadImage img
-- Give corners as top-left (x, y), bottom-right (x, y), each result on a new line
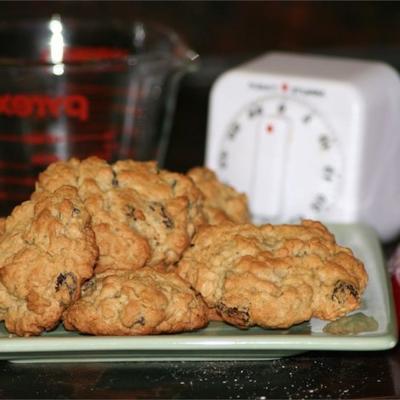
top-left (281, 83), bottom-right (288, 92)
top-left (266, 124), bottom-right (274, 134)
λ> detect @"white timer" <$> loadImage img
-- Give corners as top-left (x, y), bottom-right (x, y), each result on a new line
top-left (206, 52), bottom-right (400, 240)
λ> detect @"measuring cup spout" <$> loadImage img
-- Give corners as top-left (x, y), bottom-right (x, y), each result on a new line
top-left (166, 28), bottom-right (199, 73)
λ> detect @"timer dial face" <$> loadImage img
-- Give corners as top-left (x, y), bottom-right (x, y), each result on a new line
top-left (218, 95), bottom-right (344, 223)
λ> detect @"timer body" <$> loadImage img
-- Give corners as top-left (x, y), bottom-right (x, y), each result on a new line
top-left (206, 52), bottom-right (400, 240)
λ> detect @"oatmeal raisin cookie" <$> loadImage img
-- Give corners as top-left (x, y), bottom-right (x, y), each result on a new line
top-left (63, 268), bottom-right (208, 335)
top-left (36, 157), bottom-right (205, 272)
top-left (187, 167), bottom-right (250, 224)
top-left (0, 186), bottom-right (98, 336)
top-left (177, 220), bottom-right (368, 329)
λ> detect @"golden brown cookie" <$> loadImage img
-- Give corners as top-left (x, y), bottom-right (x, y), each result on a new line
top-left (63, 268), bottom-right (209, 335)
top-left (177, 220), bottom-right (368, 329)
top-left (187, 167), bottom-right (250, 224)
top-left (0, 218), bottom-right (6, 236)
top-left (0, 186), bottom-right (98, 336)
top-left (36, 157), bottom-right (205, 273)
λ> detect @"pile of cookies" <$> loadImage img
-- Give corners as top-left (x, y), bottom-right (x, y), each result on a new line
top-left (0, 157), bottom-right (368, 336)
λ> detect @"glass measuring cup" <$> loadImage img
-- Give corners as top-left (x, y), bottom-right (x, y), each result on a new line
top-left (0, 16), bottom-right (197, 215)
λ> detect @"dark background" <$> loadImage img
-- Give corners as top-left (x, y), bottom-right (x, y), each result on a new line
top-left (1, 1), bottom-right (400, 172)
top-left (0, 5), bottom-right (400, 399)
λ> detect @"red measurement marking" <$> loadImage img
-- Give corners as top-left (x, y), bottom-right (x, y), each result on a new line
top-left (0, 176), bottom-right (36, 186)
top-left (0, 132), bottom-right (60, 144)
top-left (0, 191), bottom-right (30, 200)
top-left (0, 94), bottom-right (88, 121)
top-left (281, 83), bottom-right (288, 92)
top-left (0, 130), bottom-right (116, 144)
top-left (69, 130), bottom-right (116, 143)
top-left (103, 141), bottom-right (118, 149)
top-left (266, 124), bottom-right (274, 134)
top-left (31, 154), bottom-right (59, 165)
top-left (0, 161), bottom-right (31, 170)
top-left (41, 47), bottom-right (129, 63)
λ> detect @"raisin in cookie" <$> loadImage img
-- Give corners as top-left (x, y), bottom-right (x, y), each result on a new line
top-left (63, 268), bottom-right (208, 335)
top-left (187, 167), bottom-right (250, 224)
top-left (36, 157), bottom-right (205, 272)
top-left (177, 220), bottom-right (368, 329)
top-left (0, 186), bottom-right (98, 336)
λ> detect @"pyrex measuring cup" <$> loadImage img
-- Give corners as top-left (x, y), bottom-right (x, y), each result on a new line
top-left (0, 16), bottom-right (197, 215)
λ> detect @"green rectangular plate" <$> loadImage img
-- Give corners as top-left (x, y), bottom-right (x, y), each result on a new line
top-left (0, 223), bottom-right (397, 362)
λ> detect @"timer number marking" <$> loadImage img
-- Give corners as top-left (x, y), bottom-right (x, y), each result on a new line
top-left (228, 123), bottom-right (240, 140)
top-left (310, 194), bottom-right (327, 212)
top-left (278, 103), bottom-right (286, 114)
top-left (323, 165), bottom-right (335, 181)
top-left (219, 150), bottom-right (228, 169)
top-left (248, 105), bottom-right (262, 118)
top-left (319, 134), bottom-right (331, 151)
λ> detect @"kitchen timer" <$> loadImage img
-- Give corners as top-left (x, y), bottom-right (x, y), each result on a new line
top-left (206, 52), bottom-right (400, 240)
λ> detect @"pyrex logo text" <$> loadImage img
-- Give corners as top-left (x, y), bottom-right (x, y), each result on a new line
top-left (0, 94), bottom-right (89, 121)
